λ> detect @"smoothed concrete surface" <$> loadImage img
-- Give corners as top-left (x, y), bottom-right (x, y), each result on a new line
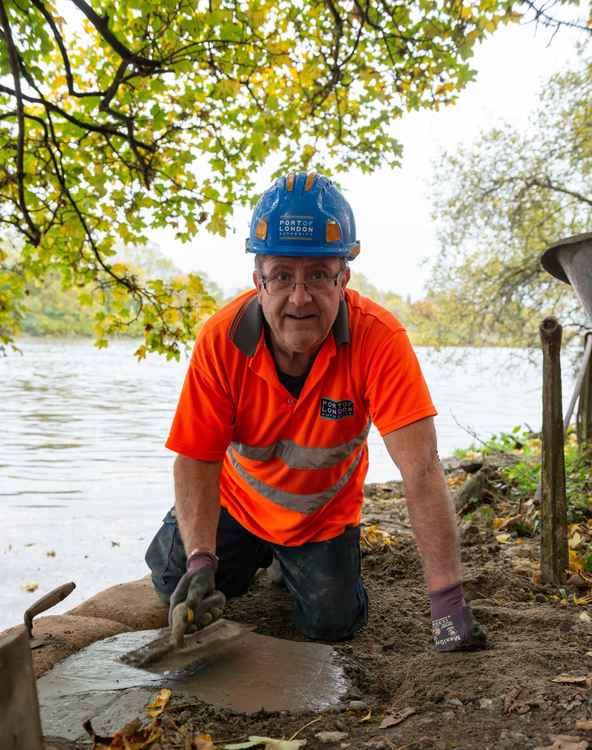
top-left (38, 624), bottom-right (349, 742)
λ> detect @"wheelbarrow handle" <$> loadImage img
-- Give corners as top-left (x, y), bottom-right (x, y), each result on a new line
top-left (24, 581), bottom-right (76, 638)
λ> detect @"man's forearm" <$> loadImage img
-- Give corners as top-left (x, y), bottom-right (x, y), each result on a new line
top-left (404, 460), bottom-right (461, 592)
top-left (173, 455), bottom-right (222, 555)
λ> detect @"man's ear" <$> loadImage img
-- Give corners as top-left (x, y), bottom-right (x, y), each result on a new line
top-left (340, 265), bottom-right (351, 296)
top-left (253, 270), bottom-right (263, 301)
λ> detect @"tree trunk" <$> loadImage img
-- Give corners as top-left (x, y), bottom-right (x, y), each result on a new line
top-left (539, 317), bottom-right (568, 585)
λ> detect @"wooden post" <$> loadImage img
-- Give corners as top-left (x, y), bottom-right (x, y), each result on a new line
top-left (540, 317), bottom-right (569, 585)
top-left (577, 333), bottom-right (592, 448)
top-left (0, 628), bottom-right (44, 750)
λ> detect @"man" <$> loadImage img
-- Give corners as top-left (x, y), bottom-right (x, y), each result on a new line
top-left (146, 172), bottom-right (486, 651)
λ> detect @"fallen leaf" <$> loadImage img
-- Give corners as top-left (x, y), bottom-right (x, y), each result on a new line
top-left (551, 674), bottom-right (592, 686)
top-left (193, 734), bottom-right (215, 750)
top-left (83, 717), bottom-right (161, 749)
top-left (223, 737), bottom-right (307, 750)
top-left (495, 533), bottom-right (512, 544)
top-left (358, 708), bottom-right (372, 724)
top-left (361, 525), bottom-right (393, 551)
top-left (22, 582), bottom-right (38, 592)
top-left (503, 687), bottom-right (544, 715)
top-left (570, 549), bottom-right (586, 574)
top-left (534, 735), bottom-right (590, 750)
top-left (146, 688), bottom-right (172, 717)
top-left (46, 550), bottom-right (56, 557)
top-left (379, 707), bottom-right (416, 729)
top-left (575, 720), bottom-right (592, 730)
top-left (495, 515), bottom-right (523, 532)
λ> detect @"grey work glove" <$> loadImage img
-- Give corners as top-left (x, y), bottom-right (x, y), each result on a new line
top-left (169, 551), bottom-right (226, 647)
top-left (429, 582), bottom-right (487, 653)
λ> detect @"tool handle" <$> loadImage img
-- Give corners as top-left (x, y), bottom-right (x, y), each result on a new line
top-left (24, 581), bottom-right (76, 637)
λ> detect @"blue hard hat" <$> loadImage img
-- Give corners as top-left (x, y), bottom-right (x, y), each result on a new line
top-left (245, 172), bottom-right (360, 260)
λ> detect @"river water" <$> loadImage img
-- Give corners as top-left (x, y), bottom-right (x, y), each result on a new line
top-left (0, 338), bottom-right (575, 629)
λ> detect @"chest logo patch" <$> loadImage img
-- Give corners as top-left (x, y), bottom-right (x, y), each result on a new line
top-left (320, 398), bottom-right (354, 420)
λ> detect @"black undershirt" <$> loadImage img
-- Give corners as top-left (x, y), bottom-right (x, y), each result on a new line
top-left (264, 322), bottom-right (314, 399)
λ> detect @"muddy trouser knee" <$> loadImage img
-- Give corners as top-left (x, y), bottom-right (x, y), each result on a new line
top-left (272, 526), bottom-right (368, 641)
top-left (145, 507), bottom-right (273, 603)
top-left (145, 511), bottom-right (367, 640)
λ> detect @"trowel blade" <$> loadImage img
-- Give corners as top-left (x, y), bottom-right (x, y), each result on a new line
top-left (120, 618), bottom-right (255, 670)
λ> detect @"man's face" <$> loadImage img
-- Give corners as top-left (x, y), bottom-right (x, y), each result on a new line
top-left (254, 255), bottom-right (350, 360)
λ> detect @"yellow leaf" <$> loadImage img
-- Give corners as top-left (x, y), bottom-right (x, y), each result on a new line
top-left (358, 708), bottom-right (372, 724)
top-left (146, 688), bottom-right (172, 717)
top-left (194, 734), bottom-right (215, 750)
top-left (573, 594), bottom-right (592, 606)
top-left (569, 549), bottom-right (585, 574)
top-left (495, 533), bottom-right (511, 544)
top-left (22, 582), bottom-right (39, 592)
top-left (361, 525), bottom-right (393, 551)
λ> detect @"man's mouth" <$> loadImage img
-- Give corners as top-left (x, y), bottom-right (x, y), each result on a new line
top-left (285, 313), bottom-right (317, 320)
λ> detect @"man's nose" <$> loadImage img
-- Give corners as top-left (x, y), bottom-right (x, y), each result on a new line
top-left (288, 280), bottom-right (313, 305)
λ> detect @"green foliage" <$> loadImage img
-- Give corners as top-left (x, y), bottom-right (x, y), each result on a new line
top-left (16, 241), bottom-right (224, 342)
top-left (456, 425), bottom-right (592, 524)
top-left (0, 0), bottom-right (538, 357)
top-left (426, 51), bottom-right (592, 349)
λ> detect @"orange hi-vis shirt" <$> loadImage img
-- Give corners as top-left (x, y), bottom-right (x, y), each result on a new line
top-left (166, 288), bottom-right (437, 546)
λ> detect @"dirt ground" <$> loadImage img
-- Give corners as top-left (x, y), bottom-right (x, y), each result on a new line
top-left (46, 471), bottom-right (592, 750)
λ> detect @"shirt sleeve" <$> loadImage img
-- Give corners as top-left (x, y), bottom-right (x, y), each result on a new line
top-left (165, 328), bottom-right (235, 461)
top-left (363, 322), bottom-right (437, 436)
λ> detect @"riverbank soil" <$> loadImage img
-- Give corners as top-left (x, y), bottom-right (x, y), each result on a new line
top-left (44, 462), bottom-right (592, 750)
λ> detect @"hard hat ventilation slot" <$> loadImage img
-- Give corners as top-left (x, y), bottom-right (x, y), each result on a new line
top-left (326, 221), bottom-right (341, 242)
top-left (304, 172), bottom-right (316, 191)
top-left (255, 219), bottom-right (268, 240)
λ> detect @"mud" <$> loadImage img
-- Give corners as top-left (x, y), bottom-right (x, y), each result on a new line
top-left (39, 481), bottom-right (592, 749)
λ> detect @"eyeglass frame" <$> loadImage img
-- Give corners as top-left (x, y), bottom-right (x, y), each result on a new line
top-left (259, 268), bottom-right (344, 296)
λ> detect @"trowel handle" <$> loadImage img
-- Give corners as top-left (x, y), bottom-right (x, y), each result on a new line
top-left (24, 581), bottom-right (76, 637)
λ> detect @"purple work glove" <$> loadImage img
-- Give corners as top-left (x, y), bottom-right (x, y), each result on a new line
top-left (169, 551), bottom-right (225, 637)
top-left (429, 582), bottom-right (487, 652)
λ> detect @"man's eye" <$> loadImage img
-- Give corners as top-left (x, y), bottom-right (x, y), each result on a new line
top-left (308, 270), bottom-right (328, 281)
top-left (272, 272), bottom-right (293, 283)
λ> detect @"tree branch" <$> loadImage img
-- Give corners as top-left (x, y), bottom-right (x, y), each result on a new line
top-left (30, 0), bottom-right (103, 98)
top-left (0, 0), bottom-right (41, 244)
top-left (68, 0), bottom-right (161, 68)
top-left (0, 84), bottom-right (155, 152)
top-left (522, 0), bottom-right (592, 35)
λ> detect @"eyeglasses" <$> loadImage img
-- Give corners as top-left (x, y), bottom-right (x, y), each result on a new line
top-left (261, 269), bottom-right (343, 296)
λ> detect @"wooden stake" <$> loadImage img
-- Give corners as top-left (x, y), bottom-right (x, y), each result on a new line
top-left (577, 333), bottom-right (592, 448)
top-left (540, 317), bottom-right (568, 585)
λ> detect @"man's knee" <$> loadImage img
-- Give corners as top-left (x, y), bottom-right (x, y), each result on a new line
top-left (298, 582), bottom-right (368, 641)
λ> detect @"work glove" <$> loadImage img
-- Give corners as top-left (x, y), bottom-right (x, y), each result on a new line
top-left (429, 582), bottom-right (487, 652)
top-left (169, 551), bottom-right (226, 647)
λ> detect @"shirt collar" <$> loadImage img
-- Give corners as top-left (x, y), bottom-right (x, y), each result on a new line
top-left (229, 294), bottom-right (350, 357)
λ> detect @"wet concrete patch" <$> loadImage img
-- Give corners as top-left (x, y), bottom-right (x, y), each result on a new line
top-left (38, 622), bottom-right (348, 742)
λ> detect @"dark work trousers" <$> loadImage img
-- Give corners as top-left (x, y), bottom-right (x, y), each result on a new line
top-left (145, 507), bottom-right (368, 641)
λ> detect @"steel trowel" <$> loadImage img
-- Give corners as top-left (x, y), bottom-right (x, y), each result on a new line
top-left (120, 592), bottom-right (254, 670)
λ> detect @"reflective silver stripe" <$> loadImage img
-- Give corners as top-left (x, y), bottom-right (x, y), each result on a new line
top-left (228, 446), bottom-right (365, 514)
top-left (230, 421), bottom-right (370, 470)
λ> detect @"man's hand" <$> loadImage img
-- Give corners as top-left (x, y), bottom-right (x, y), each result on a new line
top-left (430, 582), bottom-right (487, 652)
top-left (169, 551), bottom-right (225, 646)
